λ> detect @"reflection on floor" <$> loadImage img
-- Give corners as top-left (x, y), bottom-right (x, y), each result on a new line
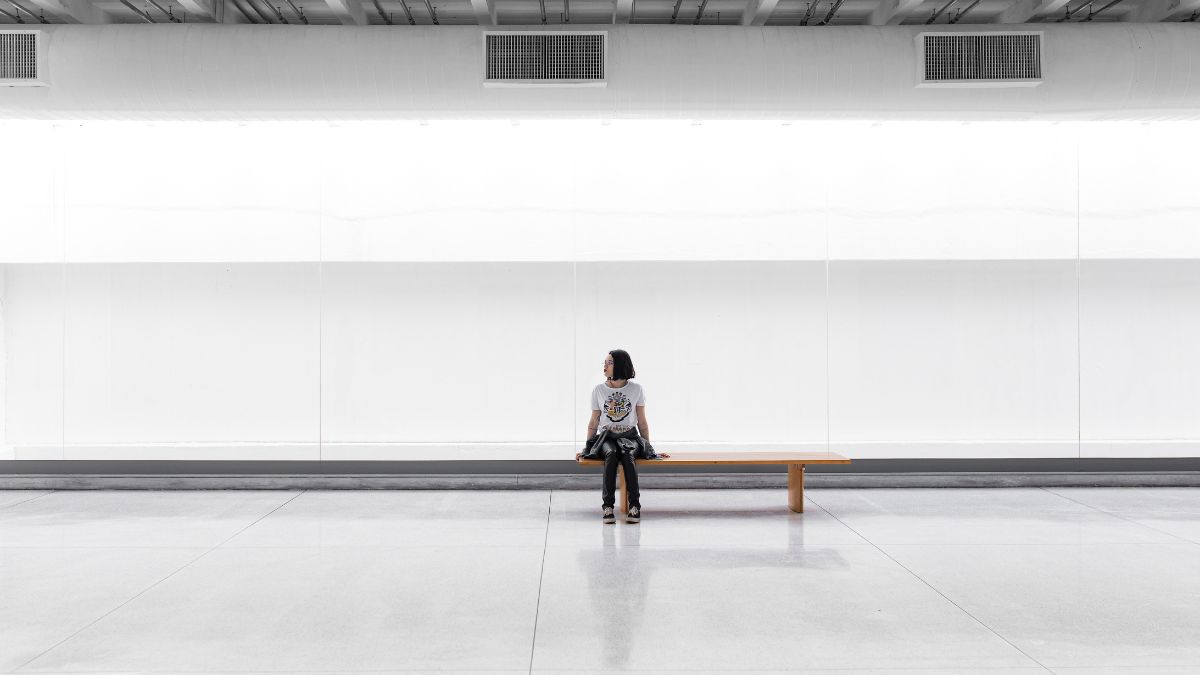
top-left (1, 486), bottom-right (1198, 673)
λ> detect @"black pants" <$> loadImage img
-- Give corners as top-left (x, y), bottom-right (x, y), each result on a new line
top-left (600, 428), bottom-right (641, 509)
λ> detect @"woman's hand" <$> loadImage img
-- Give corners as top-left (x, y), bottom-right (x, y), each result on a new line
top-left (658, 453), bottom-right (671, 459)
top-left (575, 452), bottom-right (583, 461)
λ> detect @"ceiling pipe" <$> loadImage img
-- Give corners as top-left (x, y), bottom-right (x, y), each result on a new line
top-left (669, 0), bottom-right (682, 22)
top-left (818, 0), bottom-right (845, 24)
top-left (422, 0), bottom-right (438, 23)
top-left (0, 5), bottom-right (21, 21)
top-left (243, 0), bottom-right (275, 21)
top-left (1083, 0), bottom-right (1122, 19)
top-left (948, 0), bottom-right (982, 22)
top-left (118, 0), bottom-right (156, 22)
top-left (397, 0), bottom-right (415, 23)
top-left (537, 0), bottom-right (544, 22)
top-left (925, 0), bottom-right (955, 23)
top-left (564, 0), bottom-right (569, 22)
top-left (266, 0), bottom-right (288, 22)
top-left (146, 0), bottom-right (182, 21)
top-left (369, 0), bottom-right (390, 23)
top-left (286, 0), bottom-right (309, 22)
top-left (1056, 0), bottom-right (1093, 21)
top-left (228, 0), bottom-right (260, 22)
top-left (693, 0), bottom-right (709, 23)
top-left (799, 0), bottom-right (820, 25)
top-left (6, 0), bottom-right (47, 23)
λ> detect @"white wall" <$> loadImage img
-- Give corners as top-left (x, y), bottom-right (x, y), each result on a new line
top-left (2, 119), bottom-right (1199, 460)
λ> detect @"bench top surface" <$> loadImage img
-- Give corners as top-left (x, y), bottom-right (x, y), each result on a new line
top-left (576, 451), bottom-right (851, 466)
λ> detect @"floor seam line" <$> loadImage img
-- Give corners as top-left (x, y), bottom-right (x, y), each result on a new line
top-left (10, 489), bottom-right (307, 673)
top-left (1038, 486), bottom-right (1200, 546)
top-left (805, 497), bottom-right (1054, 673)
top-left (528, 489), bottom-right (552, 674)
top-left (0, 490), bottom-right (57, 511)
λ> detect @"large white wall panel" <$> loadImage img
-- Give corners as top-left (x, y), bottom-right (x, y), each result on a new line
top-left (0, 265), bottom-right (64, 460)
top-left (1080, 125), bottom-right (1200, 260)
top-left (0, 124), bottom-right (62, 264)
top-left (61, 124), bottom-right (321, 263)
top-left (320, 262), bottom-right (575, 459)
top-left (827, 123), bottom-right (1078, 261)
top-left (828, 261), bottom-right (1079, 458)
top-left (319, 121), bottom-right (824, 263)
top-left (576, 262), bottom-right (827, 449)
top-left (571, 122), bottom-right (826, 262)
top-left (61, 264), bottom-right (320, 459)
top-left (1080, 261), bottom-right (1200, 457)
top-left (319, 123), bottom-right (577, 262)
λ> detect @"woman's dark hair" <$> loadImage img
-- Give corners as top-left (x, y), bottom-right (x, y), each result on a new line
top-left (609, 349), bottom-right (636, 381)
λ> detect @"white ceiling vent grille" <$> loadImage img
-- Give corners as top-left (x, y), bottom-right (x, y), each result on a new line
top-left (1, 31), bottom-right (39, 83)
top-left (484, 32), bottom-right (606, 87)
top-left (920, 32), bottom-right (1042, 87)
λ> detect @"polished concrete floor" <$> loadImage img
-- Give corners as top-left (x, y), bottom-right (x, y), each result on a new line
top-left (1, 486), bottom-right (1199, 674)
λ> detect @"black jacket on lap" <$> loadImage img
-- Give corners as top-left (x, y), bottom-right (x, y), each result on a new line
top-left (580, 427), bottom-right (662, 461)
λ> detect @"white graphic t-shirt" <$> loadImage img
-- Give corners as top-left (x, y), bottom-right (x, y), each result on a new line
top-left (592, 381), bottom-right (646, 434)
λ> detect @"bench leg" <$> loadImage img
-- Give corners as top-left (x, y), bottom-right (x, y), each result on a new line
top-left (617, 465), bottom-right (629, 514)
top-left (787, 464), bottom-right (805, 513)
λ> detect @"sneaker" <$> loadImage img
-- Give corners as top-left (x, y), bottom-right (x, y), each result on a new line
top-left (602, 506), bottom-right (616, 524)
top-left (626, 506), bottom-right (641, 524)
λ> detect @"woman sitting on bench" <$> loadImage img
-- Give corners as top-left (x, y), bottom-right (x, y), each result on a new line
top-left (576, 349), bottom-right (669, 524)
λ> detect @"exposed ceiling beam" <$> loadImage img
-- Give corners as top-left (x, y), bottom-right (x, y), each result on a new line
top-left (173, 0), bottom-right (216, 20)
top-left (949, 0), bottom-right (982, 21)
top-left (994, 0), bottom-right (1070, 22)
top-left (146, 0), bottom-right (183, 21)
top-left (1082, 0), bottom-right (1123, 18)
top-left (867, 0), bottom-right (923, 24)
top-left (241, 0), bottom-right (275, 21)
top-left (24, 0), bottom-right (107, 22)
top-left (1124, 0), bottom-right (1200, 20)
top-left (288, 0), bottom-right (311, 22)
top-left (397, 0), bottom-right (415, 23)
top-left (215, 0), bottom-right (252, 22)
top-left (469, 0), bottom-right (496, 24)
top-left (819, 0), bottom-right (846, 23)
top-left (118, 0), bottom-right (155, 22)
top-left (368, 0), bottom-right (388, 22)
top-left (324, 0), bottom-right (366, 24)
top-left (925, 0), bottom-right (956, 22)
top-left (742, 0), bottom-right (780, 25)
top-left (613, 0), bottom-right (632, 22)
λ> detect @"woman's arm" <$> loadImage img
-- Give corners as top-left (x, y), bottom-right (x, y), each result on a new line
top-left (635, 405), bottom-right (667, 458)
top-left (635, 405), bottom-right (649, 442)
top-left (577, 410), bottom-right (603, 460)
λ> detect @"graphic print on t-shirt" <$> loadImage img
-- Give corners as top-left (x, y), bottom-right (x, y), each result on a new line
top-left (603, 391), bottom-right (633, 424)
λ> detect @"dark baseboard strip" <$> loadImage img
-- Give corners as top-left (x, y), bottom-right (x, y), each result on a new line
top-left (3, 457), bottom-right (1200, 476)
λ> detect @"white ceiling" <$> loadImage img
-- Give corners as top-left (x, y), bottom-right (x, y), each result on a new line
top-left (0, 0), bottom-right (1196, 27)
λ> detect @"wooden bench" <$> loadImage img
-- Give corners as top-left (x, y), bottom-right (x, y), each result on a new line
top-left (576, 451), bottom-right (851, 514)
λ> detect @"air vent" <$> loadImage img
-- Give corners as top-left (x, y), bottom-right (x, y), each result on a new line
top-left (920, 33), bottom-right (1042, 86)
top-left (1, 30), bottom-right (41, 85)
top-left (484, 32), bottom-right (605, 86)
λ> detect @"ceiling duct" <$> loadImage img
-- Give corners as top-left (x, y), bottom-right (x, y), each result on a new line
top-left (920, 32), bottom-right (1042, 86)
top-left (484, 32), bottom-right (605, 85)
top-left (0, 30), bottom-right (40, 84)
